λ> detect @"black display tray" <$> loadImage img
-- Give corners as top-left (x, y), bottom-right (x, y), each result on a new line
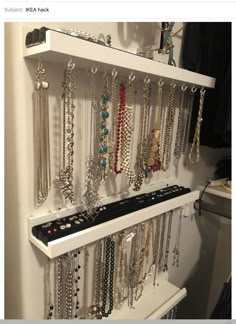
top-left (32, 185), bottom-right (190, 246)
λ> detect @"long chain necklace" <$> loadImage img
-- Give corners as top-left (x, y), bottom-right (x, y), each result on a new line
top-left (121, 76), bottom-right (136, 184)
top-left (161, 83), bottom-right (176, 171)
top-left (55, 60), bottom-right (76, 203)
top-left (158, 213), bottom-right (167, 273)
top-left (148, 80), bottom-right (164, 172)
top-left (114, 83), bottom-right (126, 174)
top-left (34, 60), bottom-right (51, 207)
top-left (46, 258), bottom-right (54, 319)
top-left (113, 232), bottom-right (123, 309)
top-left (102, 237), bottom-right (115, 317)
top-left (81, 246), bottom-right (89, 319)
top-left (189, 88), bottom-right (206, 163)
top-left (172, 207), bottom-right (183, 267)
top-left (134, 77), bottom-right (151, 191)
top-left (99, 78), bottom-right (111, 182)
top-left (153, 216), bottom-right (161, 286)
top-left (82, 68), bottom-right (101, 220)
top-left (55, 256), bottom-right (63, 319)
top-left (109, 70), bottom-right (118, 172)
top-left (89, 240), bottom-right (103, 319)
top-left (73, 250), bottom-right (81, 319)
top-left (174, 85), bottom-right (187, 160)
top-left (163, 210), bottom-right (173, 271)
top-left (181, 87), bottom-right (197, 154)
top-left (64, 253), bottom-right (73, 319)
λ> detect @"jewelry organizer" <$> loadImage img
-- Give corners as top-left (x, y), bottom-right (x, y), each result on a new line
top-left (23, 27), bottom-right (216, 320)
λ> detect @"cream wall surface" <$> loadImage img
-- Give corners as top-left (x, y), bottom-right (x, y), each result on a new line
top-left (5, 22), bottom-right (230, 319)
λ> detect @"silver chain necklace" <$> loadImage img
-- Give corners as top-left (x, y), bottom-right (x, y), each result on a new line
top-left (34, 60), bottom-right (51, 207)
top-left (82, 68), bottom-right (101, 220)
top-left (55, 60), bottom-right (76, 203)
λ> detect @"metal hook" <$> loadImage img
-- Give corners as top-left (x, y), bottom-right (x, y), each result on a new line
top-left (144, 76), bottom-right (151, 84)
top-left (170, 81), bottom-right (176, 88)
top-left (200, 87), bottom-right (206, 95)
top-left (129, 72), bottom-right (136, 83)
top-left (191, 86), bottom-right (198, 93)
top-left (181, 83), bottom-right (187, 91)
top-left (112, 68), bottom-right (118, 79)
top-left (91, 66), bottom-right (98, 74)
top-left (158, 79), bottom-right (164, 87)
top-left (67, 58), bottom-right (75, 70)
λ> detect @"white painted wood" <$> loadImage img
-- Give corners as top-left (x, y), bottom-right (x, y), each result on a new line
top-left (198, 185), bottom-right (231, 200)
top-left (24, 30), bottom-right (215, 89)
top-left (109, 274), bottom-right (186, 320)
top-left (28, 190), bottom-right (199, 258)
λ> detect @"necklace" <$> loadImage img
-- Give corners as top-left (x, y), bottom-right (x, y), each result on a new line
top-left (158, 213), bottom-right (167, 273)
top-left (114, 83), bottom-right (126, 174)
top-left (64, 253), bottom-right (73, 319)
top-left (189, 88), bottom-right (206, 163)
top-left (81, 246), bottom-right (89, 319)
top-left (134, 77), bottom-right (151, 191)
top-left (55, 60), bottom-right (76, 203)
top-left (148, 80), bottom-right (164, 172)
top-left (174, 85), bottom-right (187, 161)
top-left (82, 68), bottom-right (101, 220)
top-left (161, 83), bottom-right (176, 171)
top-left (55, 256), bottom-right (63, 319)
top-left (153, 216), bottom-right (161, 286)
top-left (102, 237), bottom-right (115, 317)
top-left (181, 87), bottom-right (197, 154)
top-left (73, 250), bottom-right (81, 319)
top-left (163, 211), bottom-right (173, 271)
top-left (89, 240), bottom-right (103, 319)
top-left (99, 78), bottom-right (111, 182)
top-left (109, 70), bottom-right (118, 172)
top-left (46, 258), bottom-right (54, 319)
top-left (121, 75), bottom-right (136, 184)
top-left (172, 208), bottom-right (183, 267)
top-left (34, 60), bottom-right (51, 207)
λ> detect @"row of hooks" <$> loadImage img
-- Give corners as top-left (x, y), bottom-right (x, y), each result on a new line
top-left (38, 56), bottom-right (205, 92)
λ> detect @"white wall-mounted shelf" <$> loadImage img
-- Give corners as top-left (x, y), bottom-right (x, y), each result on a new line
top-left (110, 276), bottom-right (186, 320)
top-left (24, 30), bottom-right (215, 89)
top-left (28, 190), bottom-right (199, 259)
top-left (198, 185), bottom-right (231, 200)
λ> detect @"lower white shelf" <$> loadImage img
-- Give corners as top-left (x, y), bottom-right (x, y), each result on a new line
top-left (28, 190), bottom-right (199, 259)
top-left (109, 276), bottom-right (186, 320)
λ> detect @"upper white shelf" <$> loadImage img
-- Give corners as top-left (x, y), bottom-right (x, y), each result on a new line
top-left (24, 30), bottom-right (215, 89)
top-left (28, 190), bottom-right (199, 259)
top-left (198, 185), bottom-right (231, 200)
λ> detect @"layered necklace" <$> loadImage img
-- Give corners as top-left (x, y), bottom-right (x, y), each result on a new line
top-left (174, 85), bottom-right (187, 161)
top-left (161, 83), bottom-right (176, 171)
top-left (82, 68), bottom-right (101, 220)
top-left (120, 75), bottom-right (136, 184)
top-left (99, 78), bottom-right (111, 182)
top-left (134, 77), bottom-right (152, 191)
top-left (189, 88), bottom-right (206, 163)
top-left (181, 87), bottom-right (197, 155)
top-left (34, 60), bottom-right (51, 207)
top-left (55, 60), bottom-right (76, 203)
top-left (148, 80), bottom-right (164, 172)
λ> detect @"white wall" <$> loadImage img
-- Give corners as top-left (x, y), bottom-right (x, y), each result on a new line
top-left (5, 22), bottom-right (230, 319)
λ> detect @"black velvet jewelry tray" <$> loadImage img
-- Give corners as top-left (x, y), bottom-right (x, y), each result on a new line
top-left (32, 185), bottom-right (190, 246)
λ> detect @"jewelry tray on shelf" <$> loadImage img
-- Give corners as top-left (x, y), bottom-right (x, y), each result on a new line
top-left (29, 185), bottom-right (200, 259)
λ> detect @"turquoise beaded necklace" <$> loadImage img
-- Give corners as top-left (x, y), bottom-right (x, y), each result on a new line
top-left (99, 79), bottom-right (111, 182)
